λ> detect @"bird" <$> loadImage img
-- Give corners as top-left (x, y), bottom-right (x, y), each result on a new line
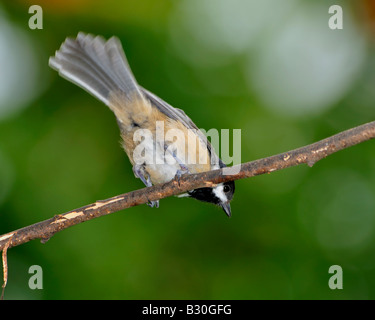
top-left (49, 32), bottom-right (235, 217)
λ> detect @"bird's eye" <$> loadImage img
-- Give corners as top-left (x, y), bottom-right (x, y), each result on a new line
top-left (223, 185), bottom-right (230, 193)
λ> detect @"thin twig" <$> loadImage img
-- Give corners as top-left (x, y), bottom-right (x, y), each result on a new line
top-left (0, 120), bottom-right (374, 253)
top-left (1, 239), bottom-right (11, 300)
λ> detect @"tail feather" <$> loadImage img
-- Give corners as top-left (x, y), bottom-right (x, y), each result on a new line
top-left (49, 32), bottom-right (142, 105)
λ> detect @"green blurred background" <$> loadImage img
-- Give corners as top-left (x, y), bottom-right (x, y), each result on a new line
top-left (0, 0), bottom-right (375, 299)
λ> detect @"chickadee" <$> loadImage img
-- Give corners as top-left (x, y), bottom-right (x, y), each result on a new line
top-left (49, 32), bottom-right (235, 216)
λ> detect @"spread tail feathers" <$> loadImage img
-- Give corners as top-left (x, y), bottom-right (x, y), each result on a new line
top-left (49, 32), bottom-right (143, 105)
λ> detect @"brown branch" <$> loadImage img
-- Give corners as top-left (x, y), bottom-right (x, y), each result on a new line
top-left (0, 120), bottom-right (374, 252)
top-left (1, 239), bottom-right (10, 300)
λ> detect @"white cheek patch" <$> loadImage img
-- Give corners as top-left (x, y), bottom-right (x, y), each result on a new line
top-left (213, 184), bottom-right (228, 203)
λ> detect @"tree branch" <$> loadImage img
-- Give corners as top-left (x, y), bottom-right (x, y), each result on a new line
top-left (1, 120), bottom-right (374, 252)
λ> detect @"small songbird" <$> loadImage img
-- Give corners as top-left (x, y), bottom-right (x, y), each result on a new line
top-left (49, 32), bottom-right (235, 216)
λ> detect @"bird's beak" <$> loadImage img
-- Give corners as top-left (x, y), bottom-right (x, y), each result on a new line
top-left (221, 202), bottom-right (231, 218)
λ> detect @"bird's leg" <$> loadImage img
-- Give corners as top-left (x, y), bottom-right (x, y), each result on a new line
top-left (132, 164), bottom-right (159, 208)
top-left (132, 164), bottom-right (150, 186)
top-left (164, 145), bottom-right (190, 185)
